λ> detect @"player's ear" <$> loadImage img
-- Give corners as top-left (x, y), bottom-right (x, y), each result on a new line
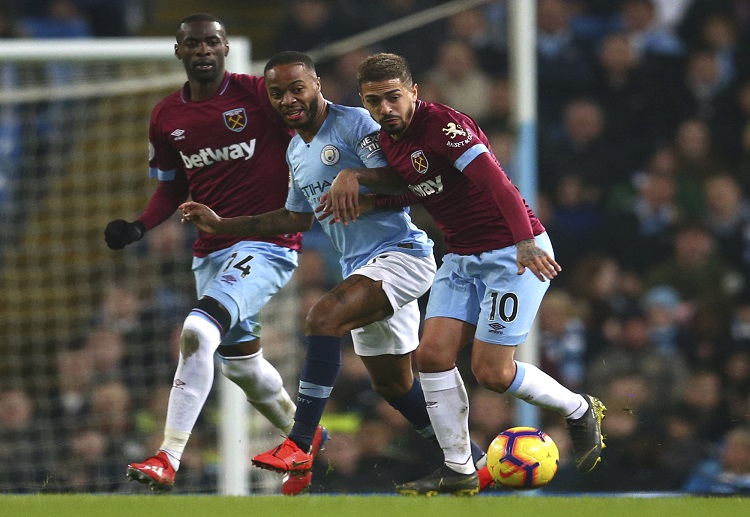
top-left (174, 44), bottom-right (179, 58)
top-left (224, 40), bottom-right (229, 56)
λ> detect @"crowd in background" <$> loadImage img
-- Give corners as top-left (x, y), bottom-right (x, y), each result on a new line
top-left (1, 0), bottom-right (750, 495)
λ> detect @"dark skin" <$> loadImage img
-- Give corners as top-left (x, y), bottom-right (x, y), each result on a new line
top-left (174, 19), bottom-right (251, 357)
top-left (180, 62), bottom-right (418, 399)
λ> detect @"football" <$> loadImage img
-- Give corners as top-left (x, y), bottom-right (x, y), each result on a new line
top-left (487, 426), bottom-right (560, 489)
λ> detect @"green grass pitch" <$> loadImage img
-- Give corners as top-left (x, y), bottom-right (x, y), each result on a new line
top-left (0, 494), bottom-right (746, 517)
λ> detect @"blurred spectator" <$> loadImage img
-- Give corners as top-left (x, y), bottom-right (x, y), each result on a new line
top-left (445, 6), bottom-right (506, 77)
top-left (536, 0), bottom-right (596, 131)
top-left (721, 350), bottom-right (750, 426)
top-left (328, 47), bottom-right (376, 107)
top-left (697, 11), bottom-right (743, 86)
top-left (716, 79), bottom-right (750, 167)
top-left (17, 0), bottom-right (91, 39)
top-left (71, 0), bottom-right (138, 37)
top-left (47, 348), bottom-right (94, 430)
top-left (602, 167), bottom-right (680, 275)
top-left (538, 289), bottom-right (589, 391)
top-left (0, 8), bottom-right (24, 38)
top-left (680, 369), bottom-right (735, 443)
top-left (272, 0), bottom-right (356, 55)
top-left (356, 0), bottom-right (446, 77)
top-left (590, 31), bottom-right (659, 164)
top-left (645, 221), bottom-right (741, 309)
top-left (673, 49), bottom-right (736, 129)
top-left (0, 388), bottom-right (54, 492)
top-left (83, 326), bottom-right (127, 383)
top-left (569, 252), bottom-right (641, 334)
top-left (544, 173), bottom-right (604, 271)
top-left (657, 405), bottom-right (713, 487)
top-left (55, 426), bottom-right (122, 492)
top-left (683, 425), bottom-right (750, 495)
top-left (584, 371), bottom-right (679, 491)
top-left (540, 97), bottom-right (629, 207)
top-left (476, 78), bottom-right (513, 134)
top-left (702, 172), bottom-right (750, 273)
top-left (617, 0), bottom-right (684, 59)
top-left (641, 285), bottom-right (693, 356)
top-left (423, 39), bottom-right (492, 119)
top-left (587, 308), bottom-right (689, 411)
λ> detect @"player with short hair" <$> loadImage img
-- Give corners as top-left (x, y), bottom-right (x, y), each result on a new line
top-left (320, 52), bottom-right (607, 496)
top-left (104, 14), bottom-right (306, 493)
top-left (180, 50), bottom-right (492, 495)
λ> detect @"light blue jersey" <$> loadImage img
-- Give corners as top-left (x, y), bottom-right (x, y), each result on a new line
top-left (285, 103), bottom-right (433, 277)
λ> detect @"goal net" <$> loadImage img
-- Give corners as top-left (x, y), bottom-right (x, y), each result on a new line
top-left (0, 38), bottom-right (301, 494)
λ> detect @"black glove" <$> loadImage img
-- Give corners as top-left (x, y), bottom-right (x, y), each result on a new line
top-left (104, 219), bottom-right (145, 250)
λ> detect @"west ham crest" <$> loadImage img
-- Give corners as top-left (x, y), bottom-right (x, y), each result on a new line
top-left (223, 108), bottom-right (247, 132)
top-left (411, 150), bottom-right (429, 174)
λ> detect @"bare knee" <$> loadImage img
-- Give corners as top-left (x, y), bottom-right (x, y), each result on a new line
top-left (304, 303), bottom-right (341, 336)
top-left (371, 375), bottom-right (413, 400)
top-left (472, 360), bottom-right (517, 393)
top-left (414, 340), bottom-right (455, 372)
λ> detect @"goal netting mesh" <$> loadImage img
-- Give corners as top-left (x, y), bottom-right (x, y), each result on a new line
top-left (0, 38), bottom-right (301, 494)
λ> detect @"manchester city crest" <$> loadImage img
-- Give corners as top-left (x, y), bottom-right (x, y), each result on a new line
top-left (321, 145), bottom-right (341, 165)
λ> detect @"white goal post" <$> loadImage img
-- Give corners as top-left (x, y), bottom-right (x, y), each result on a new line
top-left (0, 37), bottom-right (295, 495)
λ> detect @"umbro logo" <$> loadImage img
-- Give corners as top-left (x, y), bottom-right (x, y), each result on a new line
top-left (170, 129), bottom-right (186, 140)
top-left (221, 274), bottom-right (238, 285)
top-left (488, 322), bottom-right (506, 333)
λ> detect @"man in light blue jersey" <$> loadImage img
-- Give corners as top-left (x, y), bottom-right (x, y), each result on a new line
top-left (180, 51), bottom-right (491, 495)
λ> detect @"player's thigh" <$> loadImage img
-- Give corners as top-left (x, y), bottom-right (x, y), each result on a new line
top-left (475, 234), bottom-right (553, 346)
top-left (351, 298), bottom-right (421, 356)
top-left (306, 275), bottom-right (391, 336)
top-left (311, 251), bottom-right (435, 335)
top-left (354, 251), bottom-right (435, 309)
top-left (193, 241), bottom-right (298, 346)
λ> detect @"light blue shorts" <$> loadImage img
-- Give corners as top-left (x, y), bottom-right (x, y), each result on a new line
top-left (425, 232), bottom-right (553, 346)
top-left (192, 241), bottom-right (298, 347)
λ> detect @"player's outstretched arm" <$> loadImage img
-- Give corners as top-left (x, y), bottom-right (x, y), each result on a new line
top-left (180, 202), bottom-right (313, 236)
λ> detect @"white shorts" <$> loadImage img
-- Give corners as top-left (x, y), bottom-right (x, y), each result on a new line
top-left (348, 251), bottom-right (436, 357)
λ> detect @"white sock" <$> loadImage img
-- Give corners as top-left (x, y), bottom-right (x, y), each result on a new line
top-left (507, 361), bottom-right (588, 419)
top-left (161, 313), bottom-right (221, 469)
top-left (220, 348), bottom-right (296, 434)
top-left (420, 368), bottom-right (475, 475)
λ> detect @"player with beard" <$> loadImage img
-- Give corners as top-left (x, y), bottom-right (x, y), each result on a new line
top-left (319, 53), bottom-right (607, 495)
top-left (180, 51), bottom-right (493, 495)
top-left (104, 14), bottom-right (309, 493)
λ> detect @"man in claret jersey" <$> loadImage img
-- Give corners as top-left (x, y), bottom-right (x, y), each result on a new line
top-left (321, 52), bottom-right (607, 496)
top-left (181, 51), bottom-right (493, 495)
top-left (104, 13), bottom-right (309, 494)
